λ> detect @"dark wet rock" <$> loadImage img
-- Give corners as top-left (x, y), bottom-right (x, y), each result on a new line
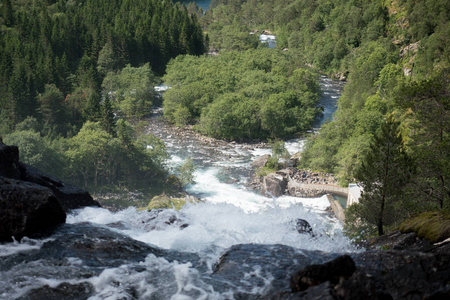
top-left (0, 142), bottom-right (100, 212)
top-left (19, 164), bottom-right (100, 212)
top-left (105, 221), bottom-right (129, 230)
top-left (0, 176), bottom-right (66, 242)
top-left (141, 209), bottom-right (190, 231)
top-left (262, 173), bottom-right (288, 197)
top-left (363, 229), bottom-right (442, 252)
top-left (273, 248), bottom-right (450, 300)
top-left (333, 271), bottom-right (393, 300)
top-left (0, 222), bottom-right (202, 272)
top-left (295, 219), bottom-right (314, 236)
top-left (212, 244), bottom-right (339, 298)
top-left (18, 282), bottom-right (95, 300)
top-left (347, 250), bottom-right (450, 300)
top-left (1, 222), bottom-right (205, 299)
top-left (290, 255), bottom-right (356, 292)
top-left (0, 142), bottom-right (21, 179)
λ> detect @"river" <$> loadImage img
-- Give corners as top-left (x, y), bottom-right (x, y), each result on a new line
top-left (174, 0), bottom-right (211, 11)
top-left (0, 76), bottom-right (350, 299)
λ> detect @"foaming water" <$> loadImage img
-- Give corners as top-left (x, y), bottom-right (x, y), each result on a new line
top-left (68, 200), bottom-right (356, 256)
top-left (0, 237), bottom-right (50, 257)
top-left (187, 167), bottom-right (269, 212)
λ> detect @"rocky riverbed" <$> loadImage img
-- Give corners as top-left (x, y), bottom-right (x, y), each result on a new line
top-left (250, 153), bottom-right (342, 198)
top-left (1, 141), bottom-right (450, 299)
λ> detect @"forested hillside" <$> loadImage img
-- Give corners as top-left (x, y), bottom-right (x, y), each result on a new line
top-left (202, 0), bottom-right (449, 235)
top-left (0, 0), bottom-right (205, 194)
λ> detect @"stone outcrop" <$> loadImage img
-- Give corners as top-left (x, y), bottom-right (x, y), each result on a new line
top-left (20, 163), bottom-right (100, 211)
top-left (254, 161), bottom-right (342, 198)
top-left (262, 172), bottom-right (288, 197)
top-left (272, 248), bottom-right (450, 300)
top-left (0, 142), bottom-right (100, 212)
top-left (251, 153), bottom-right (271, 169)
top-left (0, 142), bottom-right (21, 179)
top-left (0, 176), bottom-right (66, 241)
top-left (363, 229), bottom-right (450, 253)
top-left (0, 142), bottom-right (100, 241)
top-left (290, 255), bottom-right (356, 292)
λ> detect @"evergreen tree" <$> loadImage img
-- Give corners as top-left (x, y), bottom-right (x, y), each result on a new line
top-left (351, 116), bottom-right (414, 236)
top-left (83, 89), bottom-right (102, 122)
top-left (395, 68), bottom-right (450, 209)
top-left (2, 0), bottom-right (14, 27)
top-left (101, 96), bottom-right (116, 136)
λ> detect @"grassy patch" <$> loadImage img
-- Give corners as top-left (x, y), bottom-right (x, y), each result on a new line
top-left (256, 166), bottom-right (279, 177)
top-left (399, 211), bottom-right (450, 243)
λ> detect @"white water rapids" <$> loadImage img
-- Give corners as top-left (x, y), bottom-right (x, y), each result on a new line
top-left (1, 76), bottom-right (352, 299)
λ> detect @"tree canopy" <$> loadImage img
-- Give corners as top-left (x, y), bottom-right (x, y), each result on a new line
top-left (162, 48), bottom-right (321, 140)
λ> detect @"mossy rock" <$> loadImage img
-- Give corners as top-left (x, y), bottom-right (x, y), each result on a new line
top-left (140, 193), bottom-right (197, 211)
top-left (399, 211), bottom-right (450, 243)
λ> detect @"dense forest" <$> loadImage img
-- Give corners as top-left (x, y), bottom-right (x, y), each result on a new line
top-left (201, 0), bottom-right (449, 237)
top-left (0, 0), bottom-right (205, 194)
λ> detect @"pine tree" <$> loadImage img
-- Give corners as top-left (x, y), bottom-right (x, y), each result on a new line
top-left (2, 0), bottom-right (14, 27)
top-left (353, 116), bottom-right (414, 236)
top-left (101, 96), bottom-right (116, 136)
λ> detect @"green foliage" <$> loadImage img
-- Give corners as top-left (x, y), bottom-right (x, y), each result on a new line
top-left (176, 158), bottom-right (196, 186)
top-left (102, 64), bottom-right (157, 119)
top-left (163, 48), bottom-right (321, 140)
top-left (4, 118), bottom-right (169, 194)
top-left (395, 67), bottom-right (450, 209)
top-left (343, 202), bottom-right (378, 242)
top-left (3, 125), bottom-right (66, 179)
top-left (205, 0), bottom-right (389, 73)
top-left (347, 116), bottom-right (414, 236)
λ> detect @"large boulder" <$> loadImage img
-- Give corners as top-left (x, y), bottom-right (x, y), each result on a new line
top-left (290, 255), bottom-right (356, 292)
top-left (0, 142), bottom-right (21, 179)
top-left (19, 163), bottom-right (100, 212)
top-left (0, 176), bottom-right (66, 242)
top-left (274, 247), bottom-right (450, 300)
top-left (0, 141), bottom-right (100, 212)
top-left (251, 154), bottom-right (271, 169)
top-left (262, 172), bottom-right (288, 197)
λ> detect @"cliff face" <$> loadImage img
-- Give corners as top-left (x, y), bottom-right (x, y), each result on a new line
top-left (0, 142), bottom-right (100, 242)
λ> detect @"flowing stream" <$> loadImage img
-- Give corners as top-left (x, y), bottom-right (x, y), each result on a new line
top-left (0, 77), bottom-right (351, 300)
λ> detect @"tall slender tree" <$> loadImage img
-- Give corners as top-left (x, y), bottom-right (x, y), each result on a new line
top-left (353, 116), bottom-right (414, 236)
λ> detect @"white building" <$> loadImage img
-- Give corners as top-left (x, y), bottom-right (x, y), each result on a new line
top-left (259, 34), bottom-right (276, 48)
top-left (347, 183), bottom-right (362, 207)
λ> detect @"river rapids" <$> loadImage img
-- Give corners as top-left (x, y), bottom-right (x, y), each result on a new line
top-left (0, 76), bottom-right (353, 299)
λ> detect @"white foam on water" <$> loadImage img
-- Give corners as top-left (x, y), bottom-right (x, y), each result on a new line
top-left (87, 254), bottom-right (220, 300)
top-left (285, 138), bottom-right (304, 155)
top-left (187, 168), bottom-right (269, 212)
top-left (249, 147), bottom-right (272, 158)
top-left (0, 237), bottom-right (51, 257)
top-left (68, 198), bottom-right (356, 256)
